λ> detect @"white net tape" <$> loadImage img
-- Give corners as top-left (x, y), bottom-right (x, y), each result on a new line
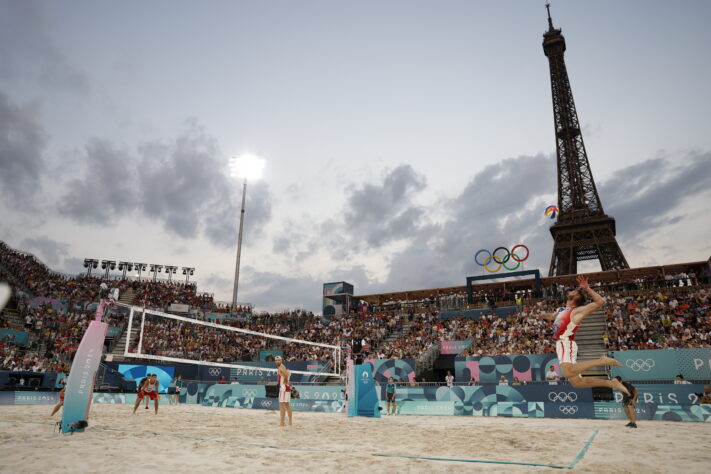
top-left (121, 305), bottom-right (341, 377)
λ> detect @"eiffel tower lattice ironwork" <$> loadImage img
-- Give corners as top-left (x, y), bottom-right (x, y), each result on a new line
top-left (543, 4), bottom-right (629, 276)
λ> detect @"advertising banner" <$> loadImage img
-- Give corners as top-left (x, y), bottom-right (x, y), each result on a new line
top-left (1, 392), bottom-right (171, 405)
top-left (201, 384), bottom-right (266, 407)
top-left (594, 402), bottom-right (711, 422)
top-left (258, 350), bottom-right (284, 361)
top-left (455, 354), bottom-right (559, 383)
top-left (379, 400), bottom-right (456, 415)
top-left (440, 340), bottom-right (473, 355)
top-left (610, 383), bottom-right (706, 405)
top-left (62, 319), bottom-right (107, 433)
top-left (382, 385), bottom-right (593, 416)
top-left (611, 348), bottom-right (711, 381)
top-left (610, 349), bottom-right (679, 380)
top-left (354, 364), bottom-right (380, 418)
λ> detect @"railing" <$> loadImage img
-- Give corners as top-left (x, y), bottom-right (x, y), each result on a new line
top-left (416, 341), bottom-right (440, 376)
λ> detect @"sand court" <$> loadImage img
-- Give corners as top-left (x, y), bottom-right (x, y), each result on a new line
top-left (0, 404), bottom-right (710, 473)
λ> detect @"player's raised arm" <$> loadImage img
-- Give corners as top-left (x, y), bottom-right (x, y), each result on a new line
top-left (571, 276), bottom-right (606, 324)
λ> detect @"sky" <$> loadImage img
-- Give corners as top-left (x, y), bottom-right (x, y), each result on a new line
top-left (1, 0), bottom-right (710, 313)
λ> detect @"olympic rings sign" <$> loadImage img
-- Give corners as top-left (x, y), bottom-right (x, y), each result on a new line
top-left (548, 392), bottom-right (578, 402)
top-left (625, 359), bottom-right (656, 372)
top-left (475, 245), bottom-right (529, 273)
top-left (558, 405), bottom-right (579, 415)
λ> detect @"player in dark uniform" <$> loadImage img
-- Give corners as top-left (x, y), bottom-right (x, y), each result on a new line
top-left (615, 376), bottom-right (639, 428)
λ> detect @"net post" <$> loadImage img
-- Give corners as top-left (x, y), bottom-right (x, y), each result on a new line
top-left (137, 308), bottom-right (146, 355)
top-left (124, 307), bottom-right (134, 356)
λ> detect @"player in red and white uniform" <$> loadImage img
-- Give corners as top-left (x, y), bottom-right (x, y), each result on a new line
top-left (50, 384), bottom-right (66, 417)
top-left (534, 276), bottom-right (629, 395)
top-left (133, 373), bottom-right (160, 414)
top-left (275, 356), bottom-right (292, 427)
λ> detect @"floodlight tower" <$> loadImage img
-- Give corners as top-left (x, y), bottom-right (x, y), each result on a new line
top-left (228, 154), bottom-right (265, 310)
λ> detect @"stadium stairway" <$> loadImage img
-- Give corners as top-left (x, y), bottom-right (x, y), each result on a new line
top-left (118, 288), bottom-right (136, 306)
top-left (373, 318), bottom-right (418, 356)
top-left (574, 309), bottom-right (609, 376)
top-left (108, 288), bottom-right (138, 361)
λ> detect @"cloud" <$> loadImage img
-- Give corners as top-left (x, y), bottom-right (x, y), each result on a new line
top-left (382, 153), bottom-right (556, 290)
top-left (0, 91), bottom-right (47, 208)
top-left (57, 139), bottom-right (137, 224)
top-left (56, 120), bottom-right (273, 245)
top-left (20, 235), bottom-right (69, 266)
top-left (599, 151), bottom-right (711, 238)
top-left (343, 164), bottom-right (427, 248)
top-left (0, 1), bottom-right (88, 93)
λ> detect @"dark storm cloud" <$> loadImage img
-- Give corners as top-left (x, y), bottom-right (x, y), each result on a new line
top-left (599, 151), bottom-right (711, 238)
top-left (57, 139), bottom-right (137, 224)
top-left (20, 236), bottom-right (69, 266)
top-left (0, 91), bottom-right (47, 208)
top-left (56, 120), bottom-right (272, 245)
top-left (343, 164), bottom-right (427, 248)
top-left (383, 154), bottom-right (557, 291)
top-left (0, 0), bottom-right (88, 93)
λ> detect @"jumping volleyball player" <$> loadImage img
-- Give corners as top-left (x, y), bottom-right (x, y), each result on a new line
top-left (274, 356), bottom-right (292, 427)
top-left (533, 275), bottom-right (629, 395)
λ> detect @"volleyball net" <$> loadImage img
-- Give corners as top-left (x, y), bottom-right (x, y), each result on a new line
top-left (120, 305), bottom-right (342, 378)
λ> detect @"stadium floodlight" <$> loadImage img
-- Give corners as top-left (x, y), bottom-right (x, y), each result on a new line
top-left (181, 267), bottom-right (195, 284)
top-left (149, 264), bottom-right (163, 282)
top-left (83, 258), bottom-right (99, 276)
top-left (228, 153), bottom-right (266, 309)
top-left (118, 261), bottom-right (133, 280)
top-left (228, 153), bottom-right (265, 181)
top-left (134, 263), bottom-right (147, 281)
top-left (164, 265), bottom-right (177, 282)
top-left (101, 260), bottom-right (116, 279)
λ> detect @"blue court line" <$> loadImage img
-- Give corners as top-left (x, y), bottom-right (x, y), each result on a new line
top-left (0, 419), bottom-right (598, 469)
top-left (567, 429), bottom-right (599, 469)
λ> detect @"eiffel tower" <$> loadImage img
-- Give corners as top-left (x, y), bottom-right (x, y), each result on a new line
top-left (543, 4), bottom-right (629, 276)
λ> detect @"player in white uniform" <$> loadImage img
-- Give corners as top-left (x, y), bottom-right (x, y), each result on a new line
top-left (275, 356), bottom-right (292, 427)
top-left (534, 276), bottom-right (629, 395)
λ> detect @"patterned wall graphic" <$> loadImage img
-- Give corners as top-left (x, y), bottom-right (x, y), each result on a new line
top-left (611, 349), bottom-right (711, 381)
top-left (455, 354), bottom-right (559, 383)
top-left (363, 358), bottom-right (416, 383)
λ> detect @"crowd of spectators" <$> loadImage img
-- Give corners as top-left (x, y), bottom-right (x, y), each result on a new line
top-left (2, 240), bottom-right (711, 372)
top-left (604, 288), bottom-right (710, 350)
top-left (0, 241), bottom-right (214, 309)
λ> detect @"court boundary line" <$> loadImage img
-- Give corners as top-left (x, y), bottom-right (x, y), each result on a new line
top-left (0, 419), bottom-right (598, 469)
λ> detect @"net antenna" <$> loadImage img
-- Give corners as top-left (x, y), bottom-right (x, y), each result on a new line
top-left (121, 305), bottom-right (342, 377)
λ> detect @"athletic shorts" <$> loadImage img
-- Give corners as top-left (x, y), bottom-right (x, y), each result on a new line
top-left (386, 392), bottom-right (396, 401)
top-left (622, 395), bottom-right (635, 407)
top-left (139, 390), bottom-right (158, 401)
top-left (279, 385), bottom-right (291, 403)
top-left (59, 394), bottom-right (64, 402)
top-left (555, 340), bottom-right (578, 364)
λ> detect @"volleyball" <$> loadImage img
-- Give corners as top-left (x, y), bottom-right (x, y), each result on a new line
top-left (544, 205), bottom-right (559, 219)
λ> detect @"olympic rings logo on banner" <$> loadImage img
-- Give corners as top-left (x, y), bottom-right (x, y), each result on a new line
top-left (559, 405), bottom-right (579, 414)
top-left (548, 392), bottom-right (578, 402)
top-left (242, 389), bottom-right (258, 397)
top-left (625, 359), bottom-right (656, 372)
top-left (208, 368), bottom-right (222, 376)
top-left (475, 245), bottom-right (529, 273)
